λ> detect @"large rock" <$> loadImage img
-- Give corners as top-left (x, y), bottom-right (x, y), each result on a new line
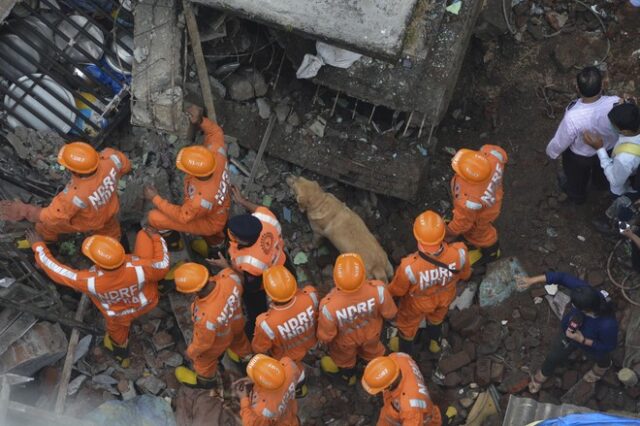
top-left (0, 321), bottom-right (68, 376)
top-left (439, 351), bottom-right (472, 375)
top-left (225, 68), bottom-right (268, 101)
top-left (478, 257), bottom-right (527, 307)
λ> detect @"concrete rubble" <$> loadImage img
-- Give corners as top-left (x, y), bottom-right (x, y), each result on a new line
top-left (0, 322), bottom-right (67, 377)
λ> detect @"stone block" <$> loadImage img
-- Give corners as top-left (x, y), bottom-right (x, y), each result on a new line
top-left (136, 375), bottom-right (166, 395)
top-left (0, 321), bottom-right (67, 377)
top-left (498, 371), bottom-right (530, 394)
top-left (439, 351), bottom-right (472, 375)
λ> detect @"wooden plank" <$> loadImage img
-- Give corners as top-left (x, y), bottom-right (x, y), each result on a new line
top-left (247, 115), bottom-right (276, 189)
top-left (54, 294), bottom-right (90, 415)
top-left (182, 0), bottom-right (217, 122)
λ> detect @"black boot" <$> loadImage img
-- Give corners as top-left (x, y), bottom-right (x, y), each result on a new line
top-left (426, 322), bottom-right (443, 354)
top-left (160, 230), bottom-right (183, 251)
top-left (399, 336), bottom-right (415, 356)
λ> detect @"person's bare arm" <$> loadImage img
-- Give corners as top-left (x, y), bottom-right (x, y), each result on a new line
top-left (622, 229), bottom-right (640, 249)
top-left (516, 274), bottom-right (547, 290)
top-left (231, 185), bottom-right (260, 213)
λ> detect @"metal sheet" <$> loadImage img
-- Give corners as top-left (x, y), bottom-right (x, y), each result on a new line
top-left (503, 396), bottom-right (593, 425)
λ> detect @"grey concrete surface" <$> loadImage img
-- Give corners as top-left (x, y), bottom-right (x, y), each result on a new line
top-left (192, 0), bottom-right (419, 58)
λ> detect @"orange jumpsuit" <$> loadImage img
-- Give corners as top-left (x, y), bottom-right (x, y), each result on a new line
top-left (388, 242), bottom-right (470, 339)
top-left (252, 286), bottom-right (319, 367)
top-left (149, 118), bottom-right (230, 242)
top-left (37, 148), bottom-right (131, 241)
top-left (187, 268), bottom-right (252, 378)
top-left (240, 356), bottom-right (301, 426)
top-left (229, 206), bottom-right (286, 277)
top-left (32, 230), bottom-right (169, 345)
top-left (378, 353), bottom-right (442, 426)
top-left (448, 145), bottom-right (508, 248)
top-left (317, 281), bottom-right (397, 368)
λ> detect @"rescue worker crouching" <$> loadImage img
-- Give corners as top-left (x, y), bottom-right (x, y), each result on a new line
top-left (28, 226), bottom-right (169, 367)
top-left (252, 265), bottom-right (319, 398)
top-left (207, 187), bottom-right (290, 342)
top-left (145, 105), bottom-right (231, 252)
top-left (235, 354), bottom-right (302, 426)
top-left (445, 145), bottom-right (507, 266)
top-left (173, 262), bottom-right (252, 389)
top-left (317, 253), bottom-right (397, 386)
top-left (388, 211), bottom-right (470, 356)
top-left (362, 354), bottom-right (457, 426)
top-left (0, 141), bottom-right (131, 241)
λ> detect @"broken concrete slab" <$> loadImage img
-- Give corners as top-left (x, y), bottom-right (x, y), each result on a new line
top-left (439, 351), bottom-right (471, 375)
top-left (193, 0), bottom-right (420, 59)
top-left (478, 257), bottom-right (527, 307)
top-left (131, 0), bottom-right (189, 136)
top-left (136, 375), bottom-right (166, 395)
top-left (0, 322), bottom-right (67, 377)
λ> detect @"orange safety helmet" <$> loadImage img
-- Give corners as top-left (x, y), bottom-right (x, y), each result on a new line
top-left (263, 265), bottom-right (297, 303)
top-left (413, 210), bottom-right (445, 252)
top-left (176, 146), bottom-right (216, 177)
top-left (333, 253), bottom-right (366, 292)
top-left (246, 354), bottom-right (285, 390)
top-left (174, 262), bottom-right (210, 293)
top-left (361, 356), bottom-right (400, 395)
top-left (81, 235), bottom-right (125, 270)
top-left (58, 142), bottom-right (99, 174)
top-left (451, 149), bottom-right (491, 183)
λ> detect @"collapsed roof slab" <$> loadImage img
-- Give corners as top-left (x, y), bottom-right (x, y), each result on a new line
top-left (190, 0), bottom-right (420, 59)
top-left (284, 0), bottom-right (484, 125)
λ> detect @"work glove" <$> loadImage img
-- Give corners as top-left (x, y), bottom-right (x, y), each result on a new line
top-left (0, 200), bottom-right (41, 222)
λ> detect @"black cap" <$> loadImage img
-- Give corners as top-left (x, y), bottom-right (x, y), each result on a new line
top-left (228, 214), bottom-right (262, 245)
top-left (608, 102), bottom-right (640, 132)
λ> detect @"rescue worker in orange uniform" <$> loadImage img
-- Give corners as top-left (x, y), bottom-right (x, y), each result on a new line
top-left (317, 253), bottom-right (397, 385)
top-left (252, 265), bottom-right (319, 397)
top-left (445, 145), bottom-right (508, 266)
top-left (362, 354), bottom-right (456, 426)
top-left (28, 226), bottom-right (169, 366)
top-left (235, 354), bottom-right (301, 426)
top-left (172, 262), bottom-right (252, 389)
top-left (0, 142), bottom-right (130, 241)
top-left (145, 105), bottom-right (230, 248)
top-left (388, 211), bottom-right (470, 356)
top-left (208, 187), bottom-right (289, 341)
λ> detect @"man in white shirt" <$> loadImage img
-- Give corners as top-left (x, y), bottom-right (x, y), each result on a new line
top-left (584, 102), bottom-right (640, 197)
top-left (546, 66), bottom-right (619, 204)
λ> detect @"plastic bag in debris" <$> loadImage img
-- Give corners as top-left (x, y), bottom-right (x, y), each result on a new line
top-left (478, 257), bottom-right (527, 307)
top-left (536, 413), bottom-right (640, 425)
top-left (86, 395), bottom-right (176, 426)
top-left (296, 42), bottom-right (362, 79)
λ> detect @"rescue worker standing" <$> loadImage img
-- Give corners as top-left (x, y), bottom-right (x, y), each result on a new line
top-left (28, 226), bottom-right (169, 366)
top-left (445, 145), bottom-right (507, 266)
top-left (362, 354), bottom-right (456, 426)
top-left (388, 211), bottom-right (470, 355)
top-left (252, 265), bottom-right (319, 396)
top-left (0, 142), bottom-right (131, 241)
top-left (208, 187), bottom-right (288, 341)
top-left (145, 105), bottom-right (230, 247)
top-left (173, 262), bottom-right (252, 389)
top-left (317, 253), bottom-right (397, 385)
top-left (235, 354), bottom-right (301, 426)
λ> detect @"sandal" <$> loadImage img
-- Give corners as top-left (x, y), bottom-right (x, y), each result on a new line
top-left (583, 364), bottom-right (610, 383)
top-left (528, 370), bottom-right (548, 394)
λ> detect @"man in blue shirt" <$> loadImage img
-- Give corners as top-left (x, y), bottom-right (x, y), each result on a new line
top-left (517, 271), bottom-right (618, 393)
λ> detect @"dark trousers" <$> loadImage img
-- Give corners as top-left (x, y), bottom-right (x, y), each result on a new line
top-left (541, 334), bottom-right (611, 377)
top-left (561, 150), bottom-right (608, 202)
top-left (242, 256), bottom-right (296, 340)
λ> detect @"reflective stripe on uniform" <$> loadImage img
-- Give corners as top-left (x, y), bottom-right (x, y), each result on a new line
top-left (322, 305), bottom-right (333, 321)
top-left (465, 200), bottom-right (482, 210)
top-left (235, 255), bottom-right (268, 272)
top-left (200, 198), bottom-right (213, 210)
top-left (262, 408), bottom-right (275, 418)
top-left (409, 399), bottom-right (427, 409)
top-left (377, 285), bottom-right (385, 304)
top-left (229, 273), bottom-right (241, 285)
top-left (489, 150), bottom-right (504, 162)
top-left (252, 211), bottom-right (282, 234)
top-left (404, 265), bottom-right (417, 285)
top-left (217, 147), bottom-right (226, 157)
top-left (134, 265), bottom-right (148, 307)
top-left (458, 248), bottom-right (466, 269)
top-left (35, 246), bottom-right (78, 281)
top-left (309, 291), bottom-right (319, 308)
top-left (72, 196), bottom-right (87, 209)
top-left (152, 238), bottom-right (170, 269)
top-left (260, 321), bottom-right (276, 340)
top-left (110, 154), bottom-right (123, 170)
top-left (206, 320), bottom-right (216, 331)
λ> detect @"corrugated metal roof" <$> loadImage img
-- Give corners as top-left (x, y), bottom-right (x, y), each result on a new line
top-left (502, 396), bottom-right (593, 425)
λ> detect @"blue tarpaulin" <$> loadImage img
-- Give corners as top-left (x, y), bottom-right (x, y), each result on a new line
top-left (538, 413), bottom-right (640, 425)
